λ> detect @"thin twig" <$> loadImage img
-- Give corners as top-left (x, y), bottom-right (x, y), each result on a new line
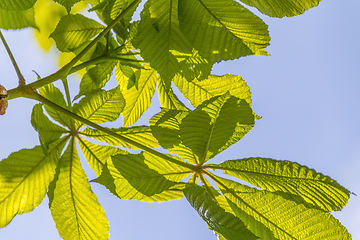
top-left (0, 30), bottom-right (26, 86)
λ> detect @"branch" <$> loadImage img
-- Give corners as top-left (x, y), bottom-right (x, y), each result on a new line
top-left (25, 90), bottom-right (195, 170)
top-left (7, 0), bottom-right (141, 99)
top-left (0, 30), bottom-right (26, 86)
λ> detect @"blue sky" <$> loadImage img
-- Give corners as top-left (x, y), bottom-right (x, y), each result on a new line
top-left (1, 1), bottom-right (359, 239)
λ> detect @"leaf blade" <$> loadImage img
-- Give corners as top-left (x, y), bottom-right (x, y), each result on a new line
top-left (219, 158), bottom-right (350, 211)
top-left (49, 138), bottom-right (109, 240)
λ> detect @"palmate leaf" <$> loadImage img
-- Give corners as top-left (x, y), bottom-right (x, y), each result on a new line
top-left (93, 152), bottom-right (190, 202)
top-left (78, 137), bottom-right (127, 176)
top-left (178, 0), bottom-right (270, 64)
top-left (216, 177), bottom-right (351, 240)
top-left (173, 74), bottom-right (253, 108)
top-left (219, 158), bottom-right (350, 211)
top-left (117, 68), bottom-right (157, 127)
top-left (239, 0), bottom-right (321, 18)
top-left (180, 93), bottom-right (255, 163)
top-left (0, 138), bottom-right (67, 228)
top-left (81, 125), bottom-right (159, 149)
top-left (184, 185), bottom-right (258, 240)
top-left (0, 0), bottom-right (36, 10)
top-left (0, 7), bottom-right (36, 30)
top-left (133, 0), bottom-right (195, 82)
top-left (31, 103), bottom-right (67, 153)
top-left (39, 83), bottom-right (72, 128)
top-left (50, 14), bottom-right (105, 52)
top-left (73, 86), bottom-right (125, 129)
top-left (48, 138), bottom-right (109, 240)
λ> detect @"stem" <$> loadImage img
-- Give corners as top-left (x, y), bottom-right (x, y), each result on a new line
top-left (0, 30), bottom-right (26, 86)
top-left (27, 90), bottom-right (194, 170)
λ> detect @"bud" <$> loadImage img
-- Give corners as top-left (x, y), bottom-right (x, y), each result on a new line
top-left (0, 85), bottom-right (8, 115)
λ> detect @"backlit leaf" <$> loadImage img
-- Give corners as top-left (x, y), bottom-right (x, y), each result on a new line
top-left (173, 74), bottom-right (253, 107)
top-left (178, 0), bottom-right (270, 64)
top-left (239, 0), bottom-right (321, 18)
top-left (50, 14), bottom-right (105, 52)
top-left (0, 138), bottom-right (67, 228)
top-left (93, 152), bottom-right (189, 202)
top-left (184, 185), bottom-right (258, 240)
top-left (133, 0), bottom-right (195, 82)
top-left (0, 8), bottom-right (36, 30)
top-left (179, 93), bottom-right (255, 163)
top-left (78, 138), bottom-right (127, 176)
top-left (73, 86), bottom-right (125, 129)
top-left (219, 158), bottom-right (350, 211)
top-left (53, 0), bottom-right (82, 12)
top-left (48, 138), bottom-right (109, 240)
top-left (217, 177), bottom-right (351, 240)
top-left (31, 103), bottom-right (67, 153)
top-left (75, 61), bottom-right (117, 99)
top-left (157, 77), bottom-right (189, 111)
top-left (81, 125), bottom-right (159, 149)
top-left (0, 0), bottom-right (36, 10)
top-left (39, 83), bottom-right (72, 128)
top-left (118, 68), bottom-right (157, 127)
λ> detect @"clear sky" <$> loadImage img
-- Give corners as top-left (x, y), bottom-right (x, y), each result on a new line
top-left (0, 1), bottom-right (359, 239)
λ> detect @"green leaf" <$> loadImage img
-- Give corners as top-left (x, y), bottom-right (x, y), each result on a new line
top-left (73, 86), bottom-right (125, 129)
top-left (0, 0), bottom-right (36, 10)
top-left (239, 0), bottom-right (321, 18)
top-left (93, 152), bottom-right (189, 202)
top-left (149, 108), bottom-right (199, 164)
top-left (184, 185), bottom-right (259, 240)
top-left (157, 77), bottom-right (189, 111)
top-left (118, 68), bottom-right (157, 127)
top-left (179, 93), bottom-right (255, 163)
top-left (48, 138), bottom-right (109, 240)
top-left (53, 0), bottom-right (82, 13)
top-left (75, 61), bottom-right (117, 99)
top-left (50, 14), bottom-right (105, 52)
top-left (39, 83), bottom-right (72, 128)
top-left (133, 0), bottom-right (197, 82)
top-left (0, 138), bottom-right (67, 228)
top-left (97, 0), bottom-right (140, 42)
top-left (81, 125), bottom-right (159, 149)
top-left (173, 74), bottom-right (253, 108)
top-left (0, 8), bottom-right (36, 30)
top-left (78, 138), bottom-right (127, 176)
top-left (31, 103), bottom-right (67, 153)
top-left (178, 0), bottom-right (270, 64)
top-left (217, 177), bottom-right (351, 240)
top-left (218, 158), bottom-right (350, 212)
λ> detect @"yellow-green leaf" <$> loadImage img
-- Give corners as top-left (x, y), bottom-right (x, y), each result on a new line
top-left (219, 158), bottom-right (350, 211)
top-left (50, 14), bottom-right (105, 52)
top-left (173, 74), bottom-right (253, 107)
top-left (93, 152), bottom-right (189, 202)
top-left (178, 0), bottom-right (270, 64)
top-left (73, 86), bottom-right (125, 129)
top-left (81, 125), bottom-right (159, 149)
top-left (48, 138), bottom-right (109, 240)
top-left (0, 8), bottom-right (36, 30)
top-left (118, 68), bottom-right (157, 127)
top-left (217, 177), bottom-right (351, 240)
top-left (239, 0), bottom-right (321, 18)
top-left (0, 138), bottom-right (67, 228)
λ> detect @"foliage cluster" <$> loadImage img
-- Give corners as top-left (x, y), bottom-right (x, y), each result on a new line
top-left (0, 0), bottom-right (352, 239)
